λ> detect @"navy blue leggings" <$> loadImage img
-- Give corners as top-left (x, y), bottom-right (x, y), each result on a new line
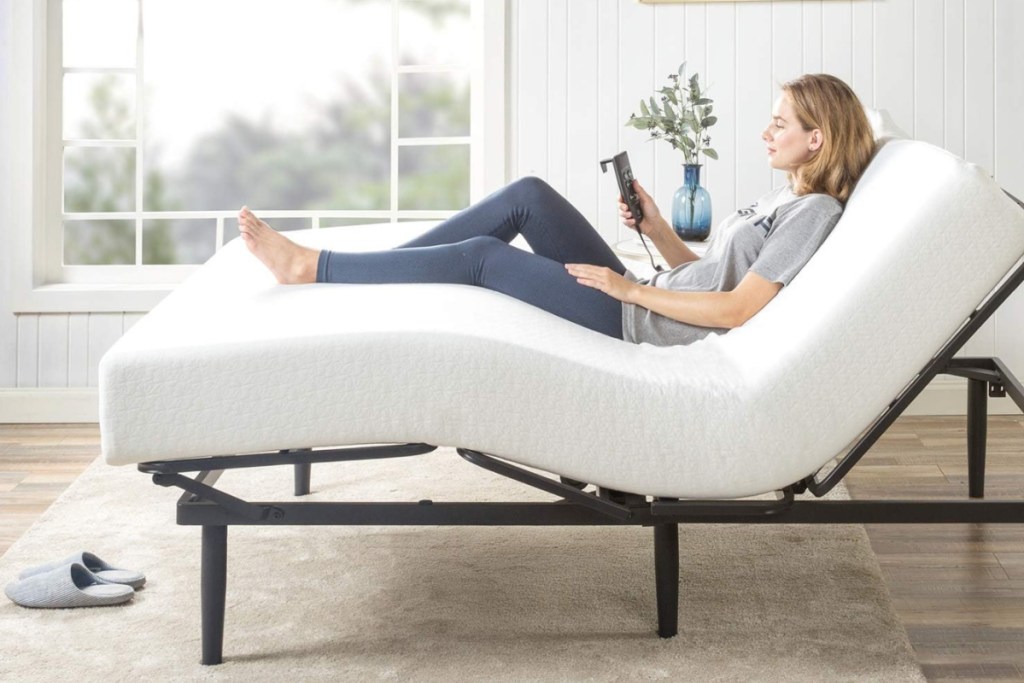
top-left (316, 177), bottom-right (628, 339)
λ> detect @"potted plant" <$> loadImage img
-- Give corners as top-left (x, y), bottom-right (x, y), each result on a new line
top-left (627, 62), bottom-right (718, 240)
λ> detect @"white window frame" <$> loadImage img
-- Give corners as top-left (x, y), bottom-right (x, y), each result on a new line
top-left (4, 0), bottom-right (506, 313)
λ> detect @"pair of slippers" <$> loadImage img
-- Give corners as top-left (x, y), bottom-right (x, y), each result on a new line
top-left (4, 552), bottom-right (146, 608)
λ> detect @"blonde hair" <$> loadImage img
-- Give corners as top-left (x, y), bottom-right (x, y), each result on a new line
top-left (781, 74), bottom-right (875, 205)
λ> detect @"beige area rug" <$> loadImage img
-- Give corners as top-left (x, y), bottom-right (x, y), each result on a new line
top-left (0, 449), bottom-right (924, 682)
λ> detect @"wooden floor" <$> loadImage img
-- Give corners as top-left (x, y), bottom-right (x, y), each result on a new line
top-left (1, 418), bottom-right (1022, 682)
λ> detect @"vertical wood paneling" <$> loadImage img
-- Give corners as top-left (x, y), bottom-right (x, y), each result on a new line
top-left (547, 0), bottom-right (568, 196)
top-left (86, 314), bottom-right (122, 388)
top-left (736, 4), bottom-right (773, 207)
top-left (943, 0), bottom-right (965, 157)
top-left (801, 0), bottom-right (823, 74)
top-left (122, 313), bottom-right (145, 334)
top-left (914, 0), bottom-right (944, 148)
top-left (67, 314), bottom-right (89, 387)
top-left (771, 2), bottom-right (803, 84)
top-left (0, 0), bottom-right (12, 389)
top-left (596, 0), bottom-right (618, 243)
top-left (652, 3), bottom-right (686, 211)
top-left (515, 0), bottom-right (547, 179)
top-left (705, 2), bottom-right (737, 217)
top-left (994, 0), bottom-right (1023, 198)
top-left (874, 0), bottom-right (915, 136)
top-left (683, 4), bottom-right (707, 87)
top-left (772, 1), bottom-right (803, 190)
top-left (994, 0), bottom-right (1024, 375)
top-left (506, 0), bottom-right (519, 182)
top-left (683, 3), bottom-right (708, 193)
top-left (0, 311), bottom-right (14, 388)
top-left (821, 0), bottom-right (852, 83)
top-left (958, 0), bottom-right (996, 360)
top-left (851, 0), bottom-right (874, 107)
top-left (38, 315), bottom-right (69, 387)
top-left (963, 0), bottom-right (994, 175)
top-left (617, 0), bottom-right (656, 244)
top-left (566, 0), bottom-right (599, 234)
top-left (15, 315), bottom-right (38, 388)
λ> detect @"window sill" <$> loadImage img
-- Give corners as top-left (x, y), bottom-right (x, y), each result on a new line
top-left (11, 283), bottom-right (175, 314)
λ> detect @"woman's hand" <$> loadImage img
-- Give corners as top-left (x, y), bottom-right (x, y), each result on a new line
top-left (565, 264), bottom-right (640, 303)
top-left (619, 180), bottom-right (663, 236)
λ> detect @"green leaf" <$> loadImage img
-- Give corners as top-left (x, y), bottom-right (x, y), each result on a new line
top-left (695, 98), bottom-right (713, 106)
top-left (681, 137), bottom-right (695, 150)
top-left (703, 148), bottom-right (719, 160)
top-left (640, 100), bottom-right (650, 117)
top-left (701, 116), bottom-right (718, 127)
top-left (649, 96), bottom-right (662, 116)
top-left (677, 61), bottom-right (686, 82)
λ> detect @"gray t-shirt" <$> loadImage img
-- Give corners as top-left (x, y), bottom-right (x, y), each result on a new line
top-left (621, 185), bottom-right (843, 346)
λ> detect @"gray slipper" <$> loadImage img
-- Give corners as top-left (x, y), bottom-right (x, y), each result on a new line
top-left (5, 563), bottom-right (134, 608)
top-left (18, 551), bottom-right (145, 589)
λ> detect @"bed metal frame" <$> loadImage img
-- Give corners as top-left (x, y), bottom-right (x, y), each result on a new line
top-left (140, 193), bottom-right (1024, 665)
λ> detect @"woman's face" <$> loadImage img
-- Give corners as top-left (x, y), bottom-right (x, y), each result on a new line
top-left (762, 93), bottom-right (822, 175)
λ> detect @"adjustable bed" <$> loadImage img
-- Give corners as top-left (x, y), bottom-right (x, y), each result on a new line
top-left (99, 138), bottom-right (1024, 665)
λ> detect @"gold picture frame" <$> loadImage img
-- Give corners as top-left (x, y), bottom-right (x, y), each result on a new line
top-left (638, 1), bottom-right (803, 3)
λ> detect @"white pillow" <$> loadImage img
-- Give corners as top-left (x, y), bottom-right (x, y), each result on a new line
top-left (864, 107), bottom-right (908, 146)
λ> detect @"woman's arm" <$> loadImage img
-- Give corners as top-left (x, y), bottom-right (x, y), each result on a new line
top-left (566, 264), bottom-right (783, 330)
top-left (629, 271), bottom-right (782, 329)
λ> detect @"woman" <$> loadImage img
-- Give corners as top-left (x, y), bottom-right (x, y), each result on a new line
top-left (239, 73), bottom-right (875, 346)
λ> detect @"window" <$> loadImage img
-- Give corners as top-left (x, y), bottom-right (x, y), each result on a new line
top-left (6, 0), bottom-right (505, 312)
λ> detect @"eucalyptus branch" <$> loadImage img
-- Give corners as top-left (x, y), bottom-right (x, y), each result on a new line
top-left (626, 62), bottom-right (718, 166)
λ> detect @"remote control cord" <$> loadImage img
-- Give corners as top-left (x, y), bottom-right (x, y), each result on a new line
top-left (637, 231), bottom-right (664, 272)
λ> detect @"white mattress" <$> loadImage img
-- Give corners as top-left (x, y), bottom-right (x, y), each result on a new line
top-left (99, 140), bottom-right (1024, 499)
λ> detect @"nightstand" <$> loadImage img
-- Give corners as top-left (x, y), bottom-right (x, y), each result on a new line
top-left (612, 236), bottom-right (710, 279)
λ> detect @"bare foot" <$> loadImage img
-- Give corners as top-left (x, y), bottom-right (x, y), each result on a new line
top-left (237, 207), bottom-right (319, 284)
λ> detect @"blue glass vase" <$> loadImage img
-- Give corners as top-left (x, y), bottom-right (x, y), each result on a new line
top-left (672, 164), bottom-right (712, 241)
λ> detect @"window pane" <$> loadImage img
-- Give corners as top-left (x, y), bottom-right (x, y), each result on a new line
top-left (142, 0), bottom-right (392, 212)
top-left (64, 220), bottom-right (135, 265)
top-left (398, 0), bottom-right (470, 66)
top-left (143, 219), bottom-right (216, 264)
top-left (398, 145), bottom-right (470, 211)
top-left (64, 73), bottom-right (135, 139)
top-left (398, 72), bottom-right (470, 138)
top-left (64, 147), bottom-right (135, 212)
top-left (63, 0), bottom-right (137, 68)
top-left (319, 219), bottom-right (390, 229)
top-left (223, 217), bottom-right (310, 245)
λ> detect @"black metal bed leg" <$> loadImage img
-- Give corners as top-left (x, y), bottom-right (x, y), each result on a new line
top-left (967, 378), bottom-right (988, 499)
top-left (294, 462), bottom-right (311, 496)
top-left (201, 525), bottom-right (228, 666)
top-left (653, 523), bottom-right (679, 638)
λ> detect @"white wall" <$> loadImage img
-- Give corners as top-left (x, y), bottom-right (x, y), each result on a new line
top-left (1, 0), bottom-right (1023, 417)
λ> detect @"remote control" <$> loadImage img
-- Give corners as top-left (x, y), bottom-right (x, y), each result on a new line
top-left (600, 152), bottom-right (664, 272)
top-left (600, 151), bottom-right (643, 227)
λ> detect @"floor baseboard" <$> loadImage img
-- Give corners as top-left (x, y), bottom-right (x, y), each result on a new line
top-left (905, 376), bottom-right (1019, 416)
top-left (0, 379), bottom-right (1019, 424)
top-left (0, 388), bottom-right (101, 423)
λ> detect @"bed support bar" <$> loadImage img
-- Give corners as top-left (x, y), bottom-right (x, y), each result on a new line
top-left (139, 240), bottom-right (1024, 665)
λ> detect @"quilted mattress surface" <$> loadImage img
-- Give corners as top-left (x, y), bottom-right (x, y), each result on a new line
top-left (99, 140), bottom-right (1024, 498)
